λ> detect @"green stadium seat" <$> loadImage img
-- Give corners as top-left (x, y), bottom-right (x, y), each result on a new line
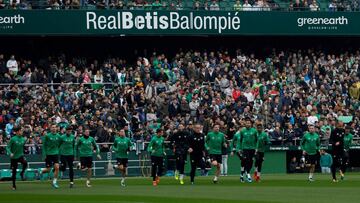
top-left (86, 5), bottom-right (97, 10)
top-left (91, 84), bottom-right (104, 90)
top-left (0, 169), bottom-right (12, 179)
top-left (25, 168), bottom-right (37, 181)
top-left (38, 168), bottom-right (54, 180)
top-left (16, 169), bottom-right (22, 180)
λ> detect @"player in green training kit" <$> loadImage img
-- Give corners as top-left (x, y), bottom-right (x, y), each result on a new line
top-left (341, 126), bottom-right (353, 179)
top-left (205, 124), bottom-right (226, 184)
top-left (6, 127), bottom-right (27, 190)
top-left (147, 129), bottom-right (166, 186)
top-left (76, 128), bottom-right (101, 187)
top-left (231, 127), bottom-right (244, 181)
top-left (254, 122), bottom-right (270, 182)
top-left (59, 126), bottom-right (75, 188)
top-left (300, 124), bottom-right (320, 182)
top-left (239, 118), bottom-right (257, 183)
top-left (41, 124), bottom-right (61, 189)
top-left (112, 129), bottom-right (132, 187)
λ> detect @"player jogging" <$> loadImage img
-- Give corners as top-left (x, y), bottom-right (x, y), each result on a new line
top-left (41, 124), bottom-right (61, 189)
top-left (205, 124), bottom-right (226, 184)
top-left (329, 121), bottom-right (346, 182)
top-left (341, 126), bottom-right (353, 179)
top-left (188, 124), bottom-right (206, 185)
top-left (59, 126), bottom-right (76, 188)
top-left (231, 127), bottom-right (244, 181)
top-left (147, 129), bottom-right (166, 186)
top-left (254, 122), bottom-right (270, 182)
top-left (112, 129), bottom-right (132, 187)
top-left (76, 128), bottom-right (101, 187)
top-left (6, 127), bottom-right (27, 190)
top-left (170, 123), bottom-right (189, 185)
top-left (239, 118), bottom-right (257, 183)
top-left (300, 124), bottom-right (320, 182)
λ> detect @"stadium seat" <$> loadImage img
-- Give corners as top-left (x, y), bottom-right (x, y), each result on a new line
top-left (38, 168), bottom-right (54, 180)
top-left (0, 169), bottom-right (12, 180)
top-left (25, 168), bottom-right (37, 181)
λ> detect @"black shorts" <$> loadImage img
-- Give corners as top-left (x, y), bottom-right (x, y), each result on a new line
top-left (116, 158), bottom-right (128, 167)
top-left (10, 156), bottom-right (27, 169)
top-left (243, 149), bottom-right (256, 160)
top-left (45, 155), bottom-right (59, 168)
top-left (190, 154), bottom-right (203, 164)
top-left (80, 157), bottom-right (93, 169)
top-left (210, 154), bottom-right (222, 164)
top-left (305, 154), bottom-right (318, 165)
top-left (60, 155), bottom-right (74, 169)
top-left (255, 152), bottom-right (265, 162)
top-left (176, 153), bottom-right (188, 162)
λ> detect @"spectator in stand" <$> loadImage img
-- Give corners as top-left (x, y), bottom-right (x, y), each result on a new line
top-left (307, 111), bottom-right (319, 125)
top-left (309, 0), bottom-right (319, 11)
top-left (0, 0), bottom-right (6, 9)
top-left (271, 125), bottom-right (284, 145)
top-left (152, 0), bottom-right (162, 10)
top-left (0, 47), bottom-right (360, 157)
top-left (329, 0), bottom-right (337, 11)
top-left (6, 55), bottom-right (18, 76)
top-left (5, 118), bottom-right (15, 138)
top-left (293, 0), bottom-right (305, 11)
top-left (242, 0), bottom-right (253, 11)
top-left (176, 0), bottom-right (183, 10)
top-left (209, 0), bottom-right (219, 10)
top-left (233, 0), bottom-right (242, 11)
top-left (193, 1), bottom-right (202, 10)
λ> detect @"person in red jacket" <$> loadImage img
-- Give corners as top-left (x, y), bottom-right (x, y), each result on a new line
top-left (232, 86), bottom-right (241, 101)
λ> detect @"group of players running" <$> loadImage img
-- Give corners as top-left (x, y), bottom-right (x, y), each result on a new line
top-left (6, 118), bottom-right (353, 190)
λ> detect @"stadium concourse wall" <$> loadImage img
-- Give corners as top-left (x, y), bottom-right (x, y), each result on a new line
top-left (0, 10), bottom-right (359, 36)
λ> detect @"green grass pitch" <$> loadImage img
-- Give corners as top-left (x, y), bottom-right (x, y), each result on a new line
top-left (1, 173), bottom-right (360, 203)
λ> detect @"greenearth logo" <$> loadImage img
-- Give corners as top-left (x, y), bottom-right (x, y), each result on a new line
top-left (297, 16), bottom-right (348, 27)
top-left (0, 14), bottom-right (25, 24)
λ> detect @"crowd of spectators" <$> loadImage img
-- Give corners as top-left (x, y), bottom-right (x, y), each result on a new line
top-left (0, 48), bottom-right (360, 155)
top-left (0, 0), bottom-right (359, 11)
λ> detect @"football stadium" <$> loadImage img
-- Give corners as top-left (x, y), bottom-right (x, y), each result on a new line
top-left (1, 1), bottom-right (360, 203)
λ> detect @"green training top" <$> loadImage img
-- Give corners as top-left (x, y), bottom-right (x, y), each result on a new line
top-left (344, 133), bottom-right (353, 150)
top-left (256, 131), bottom-right (271, 152)
top-left (76, 136), bottom-right (99, 158)
top-left (6, 135), bottom-right (26, 159)
top-left (205, 131), bottom-right (225, 155)
top-left (59, 133), bottom-right (75, 156)
top-left (300, 132), bottom-right (320, 155)
top-left (232, 131), bottom-right (242, 151)
top-left (113, 136), bottom-right (132, 159)
top-left (42, 132), bottom-right (61, 158)
top-left (147, 135), bottom-right (165, 157)
top-left (240, 127), bottom-right (258, 150)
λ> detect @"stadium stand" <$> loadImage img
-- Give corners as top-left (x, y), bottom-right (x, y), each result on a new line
top-left (1, 45), bottom-right (360, 155)
top-left (0, 0), bottom-right (358, 11)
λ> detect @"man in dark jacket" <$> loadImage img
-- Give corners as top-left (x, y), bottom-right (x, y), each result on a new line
top-left (170, 123), bottom-right (190, 185)
top-left (329, 121), bottom-right (345, 182)
top-left (188, 123), bottom-right (206, 184)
